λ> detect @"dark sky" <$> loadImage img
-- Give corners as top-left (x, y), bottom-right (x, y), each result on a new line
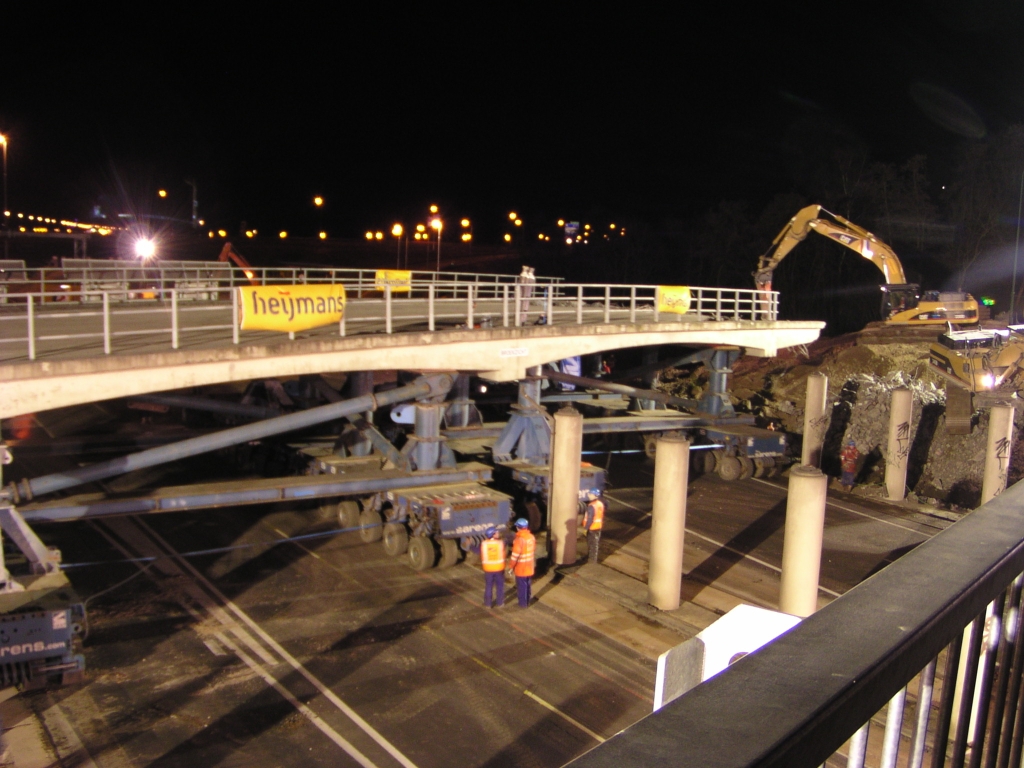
top-left (3, 3), bottom-right (1024, 242)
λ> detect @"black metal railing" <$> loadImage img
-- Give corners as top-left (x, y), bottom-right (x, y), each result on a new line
top-left (567, 479), bottom-right (1024, 768)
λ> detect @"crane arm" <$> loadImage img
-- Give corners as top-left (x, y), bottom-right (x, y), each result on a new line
top-left (754, 205), bottom-right (907, 290)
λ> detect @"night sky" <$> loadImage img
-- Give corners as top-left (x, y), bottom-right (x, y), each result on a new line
top-left (4, 4), bottom-right (1024, 244)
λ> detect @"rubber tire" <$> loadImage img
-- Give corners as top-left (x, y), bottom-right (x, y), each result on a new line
top-left (338, 501), bottom-right (361, 529)
top-left (738, 456), bottom-right (754, 481)
top-left (383, 523), bottom-right (409, 557)
top-left (710, 449), bottom-right (723, 473)
top-left (359, 508), bottom-right (383, 542)
top-left (525, 501), bottom-right (543, 533)
top-left (437, 538), bottom-right (460, 569)
top-left (717, 455), bottom-right (742, 482)
top-left (408, 537), bottom-right (438, 571)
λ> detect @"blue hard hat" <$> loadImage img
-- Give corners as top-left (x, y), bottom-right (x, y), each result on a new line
top-left (515, 518), bottom-right (529, 529)
top-left (485, 527), bottom-right (498, 538)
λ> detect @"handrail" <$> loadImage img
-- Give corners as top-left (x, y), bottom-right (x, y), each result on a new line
top-left (0, 280), bottom-right (778, 362)
top-left (567, 479), bottom-right (1024, 768)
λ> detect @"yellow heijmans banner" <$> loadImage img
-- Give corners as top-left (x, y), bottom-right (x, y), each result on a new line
top-left (237, 284), bottom-right (346, 332)
top-left (656, 285), bottom-right (691, 315)
top-left (374, 269), bottom-right (412, 292)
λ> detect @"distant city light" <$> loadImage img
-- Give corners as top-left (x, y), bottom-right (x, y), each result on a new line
top-left (245, 230), bottom-right (254, 238)
top-left (429, 204), bottom-right (438, 214)
top-left (537, 233), bottom-right (544, 240)
top-left (217, 229), bottom-right (227, 237)
top-left (208, 231), bottom-right (214, 238)
top-left (314, 196), bottom-right (324, 207)
top-left (557, 219), bottom-right (565, 227)
top-left (462, 233), bottom-right (472, 242)
top-left (365, 231), bottom-right (374, 240)
top-left (544, 236), bottom-right (550, 241)
top-left (279, 231), bottom-right (288, 239)
top-left (565, 237), bottom-right (572, 245)
top-left (392, 223), bottom-right (403, 237)
top-left (461, 218), bottom-right (470, 228)
top-left (415, 233), bottom-right (422, 240)
top-left (610, 223), bottom-right (616, 229)
top-left (375, 231), bottom-right (384, 240)
top-left (158, 190), bottom-right (167, 198)
top-left (198, 219), bottom-right (205, 226)
top-left (504, 233), bottom-right (511, 242)
top-left (514, 219), bottom-right (522, 227)
top-left (508, 212), bottom-right (517, 221)
top-left (584, 224), bottom-right (591, 230)
top-left (319, 231), bottom-right (327, 240)
top-left (430, 218), bottom-right (442, 231)
top-left (416, 224), bottom-right (426, 233)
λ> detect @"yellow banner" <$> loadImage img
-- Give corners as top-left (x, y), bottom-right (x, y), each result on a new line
top-left (237, 284), bottom-right (346, 332)
top-left (656, 285), bottom-right (691, 315)
top-left (375, 269), bottom-right (412, 293)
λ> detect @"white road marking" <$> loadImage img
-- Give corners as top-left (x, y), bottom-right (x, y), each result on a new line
top-left (97, 518), bottom-right (417, 768)
top-left (603, 491), bottom-right (842, 599)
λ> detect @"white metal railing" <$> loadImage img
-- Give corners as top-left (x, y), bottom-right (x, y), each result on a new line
top-left (0, 279), bottom-right (778, 362)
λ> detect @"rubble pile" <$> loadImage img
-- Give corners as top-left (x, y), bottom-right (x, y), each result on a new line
top-left (659, 336), bottom-right (1024, 510)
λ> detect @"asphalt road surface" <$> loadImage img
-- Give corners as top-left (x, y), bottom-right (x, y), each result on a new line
top-left (5, 452), bottom-right (955, 767)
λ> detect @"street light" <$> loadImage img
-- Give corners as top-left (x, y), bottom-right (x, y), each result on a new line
top-left (314, 196), bottom-right (324, 207)
top-left (392, 224), bottom-right (404, 268)
top-left (0, 135), bottom-right (8, 240)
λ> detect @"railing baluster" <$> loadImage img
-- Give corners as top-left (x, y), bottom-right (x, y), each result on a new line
top-left (880, 685), bottom-right (907, 768)
top-left (467, 284), bottom-right (474, 328)
top-left (908, 660), bottom-right (937, 768)
top-left (993, 576), bottom-right (1024, 768)
top-left (951, 616), bottom-right (987, 768)
top-left (232, 287), bottom-right (239, 344)
top-left (846, 723), bottom-right (869, 768)
top-left (546, 287), bottom-right (553, 325)
top-left (630, 286), bottom-right (636, 323)
top-left (26, 295), bottom-right (35, 361)
top-left (503, 285), bottom-right (509, 327)
top-left (385, 286), bottom-right (393, 334)
top-left (514, 285), bottom-right (522, 327)
top-left (577, 285), bottom-right (583, 324)
top-left (604, 285), bottom-right (610, 323)
top-left (969, 596), bottom-right (1007, 768)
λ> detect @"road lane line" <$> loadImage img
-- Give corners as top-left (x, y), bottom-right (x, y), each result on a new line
top-left (137, 519), bottom-right (420, 768)
top-left (603, 492), bottom-right (843, 599)
top-left (214, 632), bottom-right (381, 768)
top-left (424, 626), bottom-right (606, 743)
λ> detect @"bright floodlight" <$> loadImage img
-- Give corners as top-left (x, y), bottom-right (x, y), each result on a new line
top-left (134, 238), bottom-right (156, 259)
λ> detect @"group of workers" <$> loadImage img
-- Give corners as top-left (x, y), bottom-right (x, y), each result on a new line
top-left (479, 491), bottom-right (604, 609)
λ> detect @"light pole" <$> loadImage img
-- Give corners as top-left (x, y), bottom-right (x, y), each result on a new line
top-left (0, 134), bottom-right (8, 227)
top-left (184, 179), bottom-right (198, 228)
top-left (431, 217), bottom-right (442, 272)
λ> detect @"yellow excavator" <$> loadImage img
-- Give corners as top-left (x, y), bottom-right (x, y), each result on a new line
top-left (755, 205), bottom-right (979, 326)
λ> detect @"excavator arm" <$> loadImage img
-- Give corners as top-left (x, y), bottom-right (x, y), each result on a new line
top-left (754, 204), bottom-right (907, 291)
top-left (218, 242), bottom-right (260, 286)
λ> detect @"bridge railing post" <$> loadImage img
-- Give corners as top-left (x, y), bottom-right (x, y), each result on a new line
top-left (514, 285), bottom-right (522, 327)
top-left (171, 290), bottom-right (179, 350)
top-left (103, 292), bottom-right (111, 355)
top-left (232, 287), bottom-right (239, 344)
top-left (577, 285), bottom-right (583, 324)
top-left (502, 285), bottom-right (509, 327)
top-left (715, 291), bottom-right (722, 320)
top-left (467, 284), bottom-right (474, 328)
top-left (604, 285), bottom-right (611, 323)
top-left (428, 284), bottom-right (435, 331)
top-left (546, 286), bottom-right (553, 325)
top-left (385, 286), bottom-right (393, 333)
top-left (26, 294), bottom-right (35, 361)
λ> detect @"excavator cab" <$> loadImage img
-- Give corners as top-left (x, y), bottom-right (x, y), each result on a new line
top-left (880, 284), bottom-right (921, 317)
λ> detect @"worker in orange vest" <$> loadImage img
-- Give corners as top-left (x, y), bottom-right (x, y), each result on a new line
top-left (508, 518), bottom-right (536, 607)
top-left (480, 527), bottom-right (507, 608)
top-left (584, 492), bottom-right (605, 564)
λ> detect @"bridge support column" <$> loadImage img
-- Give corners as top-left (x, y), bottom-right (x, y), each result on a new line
top-left (982, 404), bottom-right (1015, 505)
top-left (549, 406), bottom-right (583, 566)
top-left (648, 435), bottom-right (690, 611)
top-left (779, 465), bottom-right (827, 617)
top-left (349, 371), bottom-right (375, 457)
top-left (801, 372), bottom-right (828, 468)
top-left (885, 387), bottom-right (913, 501)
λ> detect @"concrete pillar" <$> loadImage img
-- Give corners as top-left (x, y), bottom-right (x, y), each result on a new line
top-left (549, 406), bottom-right (583, 566)
top-left (885, 387), bottom-right (913, 501)
top-left (982, 404), bottom-right (1015, 505)
top-left (349, 371), bottom-right (374, 457)
top-left (801, 373), bottom-right (828, 468)
top-left (779, 465), bottom-right (828, 617)
top-left (648, 436), bottom-right (690, 610)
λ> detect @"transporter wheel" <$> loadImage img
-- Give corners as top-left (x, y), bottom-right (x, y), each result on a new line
top-left (437, 538), bottom-right (461, 569)
top-left (383, 523), bottom-right (409, 556)
top-left (337, 501), bottom-right (361, 529)
top-left (710, 449), bottom-right (724, 472)
top-left (738, 456), bottom-right (754, 481)
top-left (644, 434), bottom-right (660, 459)
top-left (753, 458), bottom-right (775, 478)
top-left (408, 536), bottom-right (438, 571)
top-left (717, 455), bottom-right (742, 482)
top-left (525, 501), bottom-right (543, 533)
top-left (359, 508), bottom-right (383, 542)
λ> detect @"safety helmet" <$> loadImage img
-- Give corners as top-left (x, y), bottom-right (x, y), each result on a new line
top-left (485, 527), bottom-right (498, 538)
top-left (846, 438), bottom-right (856, 446)
top-left (515, 518), bottom-right (529, 529)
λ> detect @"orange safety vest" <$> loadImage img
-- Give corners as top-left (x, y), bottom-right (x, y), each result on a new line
top-left (509, 530), bottom-right (536, 577)
top-left (586, 499), bottom-right (604, 531)
top-left (480, 538), bottom-right (506, 572)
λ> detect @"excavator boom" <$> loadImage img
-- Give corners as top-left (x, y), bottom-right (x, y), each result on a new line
top-left (218, 243), bottom-right (260, 285)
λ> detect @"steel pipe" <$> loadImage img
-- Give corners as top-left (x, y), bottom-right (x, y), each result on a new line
top-left (545, 370), bottom-right (698, 410)
top-left (10, 374), bottom-right (451, 502)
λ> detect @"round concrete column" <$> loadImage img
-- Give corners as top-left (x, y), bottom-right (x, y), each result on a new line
top-left (982, 404), bottom-right (1015, 505)
top-left (801, 372), bottom-right (828, 468)
top-left (885, 387), bottom-right (913, 501)
top-left (549, 406), bottom-right (583, 566)
top-left (779, 465), bottom-right (828, 617)
top-left (648, 435), bottom-right (690, 611)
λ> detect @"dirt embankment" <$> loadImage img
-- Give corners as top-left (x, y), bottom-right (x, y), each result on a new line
top-left (659, 335), bottom-right (1024, 510)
